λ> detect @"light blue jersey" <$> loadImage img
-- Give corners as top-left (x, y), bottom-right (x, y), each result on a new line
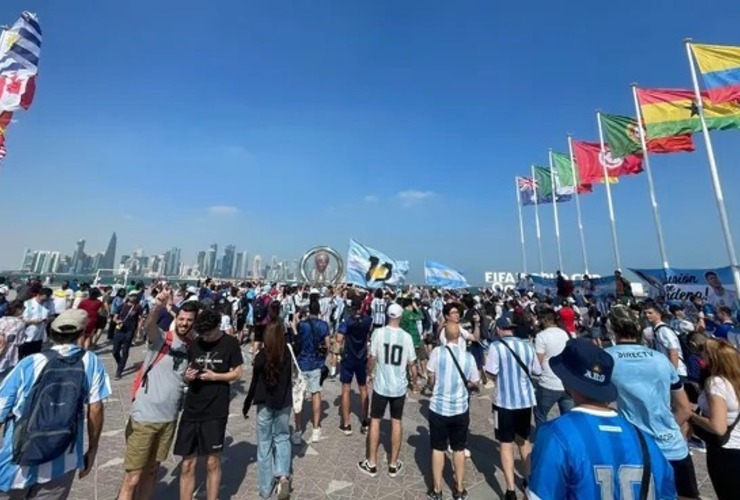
top-left (528, 407), bottom-right (676, 500)
top-left (606, 343), bottom-right (689, 461)
top-left (0, 345), bottom-right (111, 492)
top-left (428, 343), bottom-right (480, 416)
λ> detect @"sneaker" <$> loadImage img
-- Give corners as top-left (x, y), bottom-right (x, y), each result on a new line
top-left (276, 479), bottom-right (291, 499)
top-left (361, 420), bottom-right (370, 434)
top-left (388, 460), bottom-right (404, 478)
top-left (311, 428), bottom-right (322, 443)
top-left (688, 437), bottom-right (706, 453)
top-left (452, 486), bottom-right (469, 500)
top-left (426, 490), bottom-right (443, 500)
top-left (339, 424), bottom-right (353, 436)
top-left (464, 448), bottom-right (471, 458)
top-left (504, 490), bottom-right (517, 500)
top-left (357, 459), bottom-right (378, 478)
top-left (291, 431), bottom-right (303, 446)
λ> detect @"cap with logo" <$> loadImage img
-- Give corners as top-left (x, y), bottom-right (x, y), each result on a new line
top-left (549, 338), bottom-right (617, 403)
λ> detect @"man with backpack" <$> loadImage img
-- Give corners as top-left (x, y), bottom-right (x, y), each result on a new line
top-left (0, 309), bottom-right (111, 499)
top-left (117, 291), bottom-right (199, 500)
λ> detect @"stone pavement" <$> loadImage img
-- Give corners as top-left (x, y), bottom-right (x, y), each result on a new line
top-left (68, 341), bottom-right (718, 499)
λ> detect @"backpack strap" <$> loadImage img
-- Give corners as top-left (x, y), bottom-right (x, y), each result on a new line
top-left (131, 331), bottom-right (174, 401)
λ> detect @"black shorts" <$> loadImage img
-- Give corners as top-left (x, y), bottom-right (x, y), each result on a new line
top-left (370, 392), bottom-right (406, 420)
top-left (429, 409), bottom-right (469, 452)
top-left (173, 418), bottom-right (227, 457)
top-left (669, 454), bottom-right (699, 498)
top-left (494, 406), bottom-right (532, 443)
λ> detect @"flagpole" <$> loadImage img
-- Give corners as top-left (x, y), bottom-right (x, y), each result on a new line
top-left (685, 40), bottom-right (740, 296)
top-left (631, 83), bottom-right (670, 269)
top-left (532, 165), bottom-right (545, 275)
top-left (515, 177), bottom-right (528, 274)
top-left (596, 110), bottom-right (623, 271)
top-left (567, 136), bottom-right (590, 274)
top-left (548, 150), bottom-right (564, 272)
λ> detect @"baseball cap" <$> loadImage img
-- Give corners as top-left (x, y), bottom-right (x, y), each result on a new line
top-left (51, 309), bottom-right (88, 333)
top-left (387, 303), bottom-right (404, 319)
top-left (550, 338), bottom-right (617, 403)
top-left (186, 286), bottom-right (198, 294)
top-left (495, 315), bottom-right (516, 330)
top-left (0, 285), bottom-right (7, 295)
top-left (668, 303), bottom-right (685, 314)
top-left (127, 289), bottom-right (139, 296)
top-left (309, 288), bottom-right (320, 295)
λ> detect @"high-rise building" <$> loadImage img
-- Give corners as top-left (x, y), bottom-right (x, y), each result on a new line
top-left (222, 245), bottom-right (236, 278)
top-left (239, 251), bottom-right (249, 279)
top-left (196, 251), bottom-right (206, 274)
top-left (252, 255), bottom-right (262, 279)
top-left (71, 238), bottom-right (86, 273)
top-left (20, 248), bottom-right (34, 271)
top-left (31, 251), bottom-right (60, 274)
top-left (234, 251), bottom-right (244, 279)
top-left (205, 244), bottom-right (218, 276)
top-left (101, 232), bottom-right (117, 270)
top-left (165, 247), bottom-right (181, 277)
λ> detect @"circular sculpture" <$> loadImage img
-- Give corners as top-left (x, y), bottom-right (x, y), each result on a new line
top-left (300, 246), bottom-right (344, 285)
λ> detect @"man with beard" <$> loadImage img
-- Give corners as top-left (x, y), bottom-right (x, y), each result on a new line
top-left (117, 290), bottom-right (199, 500)
top-left (175, 309), bottom-right (243, 500)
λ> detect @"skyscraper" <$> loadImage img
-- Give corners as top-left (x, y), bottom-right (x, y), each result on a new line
top-left (239, 251), bottom-right (249, 278)
top-left (222, 245), bottom-right (236, 278)
top-left (164, 247), bottom-right (181, 276)
top-left (252, 255), bottom-right (262, 279)
top-left (234, 251), bottom-right (244, 279)
top-left (196, 251), bottom-right (207, 274)
top-left (101, 232), bottom-right (117, 270)
top-left (206, 244), bottom-right (218, 277)
top-left (71, 238), bottom-right (86, 273)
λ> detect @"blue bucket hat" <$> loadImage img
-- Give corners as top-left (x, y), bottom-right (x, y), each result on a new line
top-left (549, 338), bottom-right (617, 403)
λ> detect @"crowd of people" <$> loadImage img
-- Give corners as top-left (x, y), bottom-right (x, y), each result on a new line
top-left (0, 272), bottom-right (738, 499)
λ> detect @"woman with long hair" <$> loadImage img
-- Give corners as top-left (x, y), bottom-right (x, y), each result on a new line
top-left (690, 338), bottom-right (740, 499)
top-left (243, 321), bottom-right (293, 499)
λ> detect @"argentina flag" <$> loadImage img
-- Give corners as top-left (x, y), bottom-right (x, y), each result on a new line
top-left (346, 239), bottom-right (409, 289)
top-left (425, 261), bottom-right (469, 289)
top-left (0, 12), bottom-right (42, 74)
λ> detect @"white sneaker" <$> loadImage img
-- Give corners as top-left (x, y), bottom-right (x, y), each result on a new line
top-left (291, 431), bottom-right (303, 446)
top-left (464, 448), bottom-right (471, 458)
top-left (311, 427), bottom-right (322, 443)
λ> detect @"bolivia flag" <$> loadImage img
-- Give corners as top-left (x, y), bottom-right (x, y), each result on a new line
top-left (571, 140), bottom-right (643, 184)
top-left (691, 43), bottom-right (740, 104)
top-left (636, 88), bottom-right (740, 139)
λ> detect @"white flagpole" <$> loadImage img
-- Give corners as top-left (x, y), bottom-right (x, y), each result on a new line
top-left (515, 177), bottom-right (528, 274)
top-left (685, 40), bottom-right (740, 295)
top-left (532, 165), bottom-right (545, 275)
top-left (548, 150), bottom-right (564, 272)
top-left (631, 83), bottom-right (670, 269)
top-left (596, 111), bottom-right (623, 271)
top-left (567, 136), bottom-right (590, 274)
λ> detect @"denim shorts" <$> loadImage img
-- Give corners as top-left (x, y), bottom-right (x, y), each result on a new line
top-left (304, 368), bottom-right (322, 394)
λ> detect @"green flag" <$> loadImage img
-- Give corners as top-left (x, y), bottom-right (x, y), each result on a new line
top-left (601, 112), bottom-right (695, 157)
top-left (533, 165), bottom-right (555, 197)
top-left (551, 152), bottom-right (577, 195)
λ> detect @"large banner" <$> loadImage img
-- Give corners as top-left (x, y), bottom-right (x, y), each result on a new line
top-left (345, 239), bottom-right (409, 289)
top-left (531, 275), bottom-right (617, 299)
top-left (629, 266), bottom-right (738, 312)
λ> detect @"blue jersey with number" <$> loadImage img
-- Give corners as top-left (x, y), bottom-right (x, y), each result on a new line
top-left (528, 408), bottom-right (676, 500)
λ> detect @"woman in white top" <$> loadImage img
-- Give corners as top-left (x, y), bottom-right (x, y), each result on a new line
top-left (690, 338), bottom-right (740, 500)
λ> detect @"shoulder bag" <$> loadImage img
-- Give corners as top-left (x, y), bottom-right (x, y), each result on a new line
top-left (286, 343), bottom-right (307, 414)
top-left (498, 338), bottom-right (535, 387)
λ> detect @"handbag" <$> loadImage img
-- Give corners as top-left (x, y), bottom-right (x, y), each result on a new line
top-left (286, 344), bottom-right (307, 414)
top-left (692, 410), bottom-right (740, 448)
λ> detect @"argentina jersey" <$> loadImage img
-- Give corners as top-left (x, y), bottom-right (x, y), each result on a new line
top-left (485, 337), bottom-right (540, 409)
top-left (428, 343), bottom-right (479, 416)
top-left (528, 408), bottom-right (676, 499)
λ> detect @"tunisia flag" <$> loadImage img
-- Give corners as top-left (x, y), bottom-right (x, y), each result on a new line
top-left (0, 71), bottom-right (36, 112)
top-left (572, 140), bottom-right (643, 184)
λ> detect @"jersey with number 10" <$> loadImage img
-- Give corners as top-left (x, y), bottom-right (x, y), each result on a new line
top-left (369, 326), bottom-right (416, 398)
top-left (528, 408), bottom-right (676, 500)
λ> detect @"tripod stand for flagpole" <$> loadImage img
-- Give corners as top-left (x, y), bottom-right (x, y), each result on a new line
top-left (531, 165), bottom-right (545, 276)
top-left (567, 136), bottom-right (590, 274)
top-left (514, 177), bottom-right (528, 274)
top-left (685, 40), bottom-right (740, 297)
top-left (631, 83), bottom-right (670, 269)
top-left (596, 110), bottom-right (623, 272)
top-left (549, 150), bottom-right (564, 273)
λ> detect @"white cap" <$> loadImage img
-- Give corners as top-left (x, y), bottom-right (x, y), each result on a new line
top-left (309, 288), bottom-right (320, 295)
top-left (186, 286), bottom-right (198, 294)
top-left (387, 303), bottom-right (404, 319)
top-left (0, 285), bottom-right (8, 295)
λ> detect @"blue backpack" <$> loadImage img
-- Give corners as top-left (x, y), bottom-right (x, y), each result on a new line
top-left (11, 350), bottom-right (88, 465)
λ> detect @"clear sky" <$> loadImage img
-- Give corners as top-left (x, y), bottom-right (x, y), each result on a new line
top-left (2, 0), bottom-right (740, 284)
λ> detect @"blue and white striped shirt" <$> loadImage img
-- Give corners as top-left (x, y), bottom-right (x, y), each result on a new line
top-left (0, 344), bottom-right (111, 491)
top-left (485, 336), bottom-right (541, 410)
top-left (428, 343), bottom-right (480, 416)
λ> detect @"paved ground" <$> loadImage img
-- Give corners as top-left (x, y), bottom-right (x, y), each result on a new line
top-left (67, 341), bottom-right (718, 499)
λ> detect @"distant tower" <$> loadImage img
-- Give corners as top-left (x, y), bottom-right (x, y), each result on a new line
top-left (102, 232), bottom-right (117, 269)
top-left (252, 255), bottom-right (262, 279)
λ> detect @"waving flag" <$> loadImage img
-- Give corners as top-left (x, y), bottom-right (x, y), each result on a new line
top-left (0, 144), bottom-right (7, 163)
top-left (551, 152), bottom-right (593, 194)
top-left (425, 261), bottom-right (469, 289)
top-left (346, 239), bottom-right (409, 288)
top-left (690, 43), bottom-right (740, 104)
top-left (0, 12), bottom-right (42, 75)
top-left (572, 140), bottom-right (643, 184)
top-left (518, 175), bottom-right (571, 205)
top-left (600, 113), bottom-right (694, 157)
top-left (0, 72), bottom-right (35, 111)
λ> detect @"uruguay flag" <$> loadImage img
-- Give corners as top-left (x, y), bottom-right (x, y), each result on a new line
top-left (425, 261), bottom-right (469, 289)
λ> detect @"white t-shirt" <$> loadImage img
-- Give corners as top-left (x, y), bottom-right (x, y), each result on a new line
top-left (698, 376), bottom-right (740, 449)
top-left (439, 326), bottom-right (471, 346)
top-left (52, 289), bottom-right (74, 315)
top-left (219, 314), bottom-right (232, 333)
top-left (370, 326), bottom-right (416, 398)
top-left (534, 326), bottom-right (571, 391)
top-left (652, 323), bottom-right (687, 377)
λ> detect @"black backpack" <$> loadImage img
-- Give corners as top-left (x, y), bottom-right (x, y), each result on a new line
top-left (11, 350), bottom-right (88, 465)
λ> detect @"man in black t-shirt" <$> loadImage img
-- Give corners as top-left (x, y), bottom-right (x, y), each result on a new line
top-left (174, 309), bottom-right (244, 500)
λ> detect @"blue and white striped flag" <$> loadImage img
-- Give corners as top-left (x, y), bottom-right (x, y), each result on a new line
top-left (0, 12), bottom-right (42, 75)
top-left (346, 239), bottom-right (409, 289)
top-left (425, 260), bottom-right (469, 289)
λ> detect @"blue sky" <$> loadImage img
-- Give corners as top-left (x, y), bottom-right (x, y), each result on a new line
top-left (1, 0), bottom-right (740, 284)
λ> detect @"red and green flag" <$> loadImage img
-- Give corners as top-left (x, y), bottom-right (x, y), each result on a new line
top-left (600, 113), bottom-right (694, 158)
top-left (571, 140), bottom-right (643, 184)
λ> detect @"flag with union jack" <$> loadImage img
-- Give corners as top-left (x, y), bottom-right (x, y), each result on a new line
top-left (517, 176), bottom-right (571, 206)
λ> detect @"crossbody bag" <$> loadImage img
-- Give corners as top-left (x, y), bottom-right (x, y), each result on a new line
top-left (498, 338), bottom-right (535, 387)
